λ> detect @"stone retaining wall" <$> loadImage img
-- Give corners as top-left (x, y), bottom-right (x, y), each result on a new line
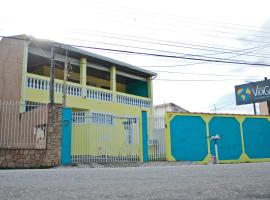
top-left (0, 104), bottom-right (62, 168)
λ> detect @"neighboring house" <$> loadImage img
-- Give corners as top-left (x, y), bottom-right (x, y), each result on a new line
top-left (0, 35), bottom-right (156, 162)
top-left (154, 103), bottom-right (188, 117)
top-left (148, 103), bottom-right (188, 160)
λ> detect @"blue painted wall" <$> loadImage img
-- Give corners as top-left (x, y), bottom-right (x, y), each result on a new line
top-left (168, 114), bottom-right (270, 163)
top-left (142, 111), bottom-right (149, 162)
top-left (243, 118), bottom-right (270, 159)
top-left (209, 117), bottom-right (242, 160)
top-left (170, 116), bottom-right (208, 161)
top-left (61, 108), bottom-right (72, 165)
top-left (126, 80), bottom-right (148, 98)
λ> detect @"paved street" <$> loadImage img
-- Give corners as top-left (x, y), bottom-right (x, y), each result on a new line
top-left (1, 162), bottom-right (270, 200)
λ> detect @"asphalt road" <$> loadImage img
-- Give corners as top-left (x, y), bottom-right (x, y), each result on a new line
top-left (1, 162), bottom-right (270, 200)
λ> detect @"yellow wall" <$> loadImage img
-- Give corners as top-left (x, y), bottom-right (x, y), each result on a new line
top-left (26, 69), bottom-right (153, 160)
top-left (26, 83), bottom-right (152, 160)
top-left (72, 123), bottom-right (140, 156)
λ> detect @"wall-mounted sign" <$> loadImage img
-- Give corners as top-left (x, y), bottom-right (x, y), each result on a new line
top-left (235, 79), bottom-right (270, 105)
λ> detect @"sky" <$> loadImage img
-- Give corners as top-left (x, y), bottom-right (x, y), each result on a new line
top-left (1, 0), bottom-right (270, 114)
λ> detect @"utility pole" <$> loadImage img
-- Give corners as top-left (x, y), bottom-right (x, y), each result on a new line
top-left (265, 77), bottom-right (270, 115)
top-left (253, 103), bottom-right (257, 115)
top-left (49, 47), bottom-right (55, 104)
top-left (63, 48), bottom-right (68, 107)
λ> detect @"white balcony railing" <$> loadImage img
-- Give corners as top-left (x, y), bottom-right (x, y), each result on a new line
top-left (116, 93), bottom-right (151, 108)
top-left (27, 75), bottom-right (82, 97)
top-left (86, 87), bottom-right (112, 102)
top-left (26, 73), bottom-right (151, 108)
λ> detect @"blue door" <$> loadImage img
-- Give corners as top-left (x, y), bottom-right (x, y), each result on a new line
top-left (61, 108), bottom-right (72, 165)
top-left (142, 111), bottom-right (149, 162)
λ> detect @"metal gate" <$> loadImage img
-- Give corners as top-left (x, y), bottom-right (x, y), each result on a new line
top-left (148, 117), bottom-right (166, 161)
top-left (71, 112), bottom-right (140, 163)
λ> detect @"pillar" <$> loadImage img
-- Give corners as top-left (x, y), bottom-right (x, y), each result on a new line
top-left (80, 58), bottom-right (87, 97)
top-left (147, 77), bottom-right (152, 99)
top-left (110, 66), bottom-right (116, 101)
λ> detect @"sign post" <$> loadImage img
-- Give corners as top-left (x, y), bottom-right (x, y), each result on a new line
top-left (253, 103), bottom-right (257, 115)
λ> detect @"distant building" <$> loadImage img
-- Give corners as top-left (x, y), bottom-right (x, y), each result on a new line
top-left (259, 102), bottom-right (270, 115)
top-left (154, 103), bottom-right (188, 117)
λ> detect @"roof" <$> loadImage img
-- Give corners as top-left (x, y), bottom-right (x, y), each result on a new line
top-left (154, 103), bottom-right (188, 112)
top-left (167, 111), bottom-right (270, 117)
top-left (6, 34), bottom-right (157, 78)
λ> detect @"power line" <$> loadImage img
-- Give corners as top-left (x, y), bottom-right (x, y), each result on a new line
top-left (154, 78), bottom-right (260, 82)
top-left (152, 70), bottom-right (263, 78)
top-left (60, 33), bottom-right (270, 68)
top-left (56, 27), bottom-right (270, 54)
top-left (66, 34), bottom-right (270, 59)
top-left (2, 35), bottom-right (270, 68)
top-left (63, 2), bottom-right (270, 43)
top-left (89, 0), bottom-right (270, 33)
top-left (67, 43), bottom-right (270, 67)
top-left (65, 37), bottom-right (270, 63)
top-left (145, 43), bottom-right (270, 68)
top-left (62, 17), bottom-right (270, 44)
top-left (2, 20), bottom-right (270, 59)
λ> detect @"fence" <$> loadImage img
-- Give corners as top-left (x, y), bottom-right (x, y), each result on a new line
top-left (71, 112), bottom-right (141, 163)
top-left (0, 101), bottom-right (48, 149)
top-left (148, 117), bottom-right (166, 161)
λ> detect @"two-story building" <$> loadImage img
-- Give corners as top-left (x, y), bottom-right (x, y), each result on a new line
top-left (0, 35), bottom-right (156, 163)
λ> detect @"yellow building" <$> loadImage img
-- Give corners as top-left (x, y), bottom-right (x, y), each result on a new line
top-left (0, 35), bottom-right (156, 163)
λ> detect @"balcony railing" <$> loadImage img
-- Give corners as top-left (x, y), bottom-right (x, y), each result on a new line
top-left (27, 75), bottom-right (82, 97)
top-left (116, 93), bottom-right (151, 108)
top-left (86, 87), bottom-right (113, 102)
top-left (26, 73), bottom-right (151, 108)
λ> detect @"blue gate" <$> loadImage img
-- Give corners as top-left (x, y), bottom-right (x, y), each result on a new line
top-left (61, 108), bottom-right (72, 165)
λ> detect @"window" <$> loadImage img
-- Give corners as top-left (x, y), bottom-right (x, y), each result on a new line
top-left (92, 113), bottom-right (114, 125)
top-left (25, 101), bottom-right (42, 112)
top-left (73, 112), bottom-right (114, 125)
top-left (73, 112), bottom-right (86, 124)
top-left (123, 118), bottom-right (137, 145)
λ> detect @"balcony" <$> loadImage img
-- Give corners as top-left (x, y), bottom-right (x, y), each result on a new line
top-left (26, 73), bottom-right (152, 108)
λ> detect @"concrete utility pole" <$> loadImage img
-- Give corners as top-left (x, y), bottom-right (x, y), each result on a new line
top-left (63, 48), bottom-right (68, 107)
top-left (253, 103), bottom-right (257, 115)
top-left (49, 47), bottom-right (55, 104)
top-left (265, 77), bottom-right (270, 115)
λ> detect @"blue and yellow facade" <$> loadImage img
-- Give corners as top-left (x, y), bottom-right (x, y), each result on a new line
top-left (165, 112), bottom-right (270, 164)
top-left (2, 35), bottom-right (156, 162)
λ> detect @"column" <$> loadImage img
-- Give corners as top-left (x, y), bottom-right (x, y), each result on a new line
top-left (110, 66), bottom-right (116, 101)
top-left (147, 77), bottom-right (152, 99)
top-left (80, 58), bottom-right (87, 97)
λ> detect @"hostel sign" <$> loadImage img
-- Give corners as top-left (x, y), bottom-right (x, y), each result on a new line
top-left (235, 79), bottom-right (270, 105)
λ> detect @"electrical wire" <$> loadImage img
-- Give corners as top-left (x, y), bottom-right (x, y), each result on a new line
top-left (154, 78), bottom-right (260, 82)
top-left (2, 35), bottom-right (270, 76)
